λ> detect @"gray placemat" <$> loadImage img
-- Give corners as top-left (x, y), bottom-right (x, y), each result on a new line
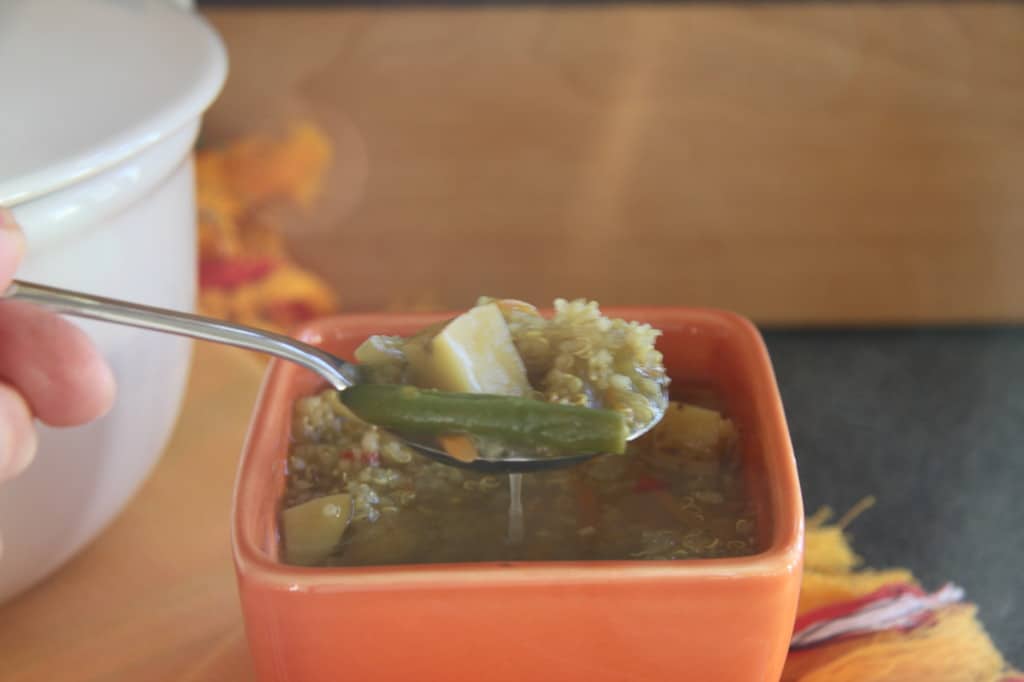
top-left (763, 326), bottom-right (1023, 664)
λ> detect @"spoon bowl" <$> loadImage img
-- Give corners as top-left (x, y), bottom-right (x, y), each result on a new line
top-left (2, 280), bottom-right (667, 473)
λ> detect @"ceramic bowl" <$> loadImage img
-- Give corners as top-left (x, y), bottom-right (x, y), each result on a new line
top-left (0, 0), bottom-right (226, 602)
top-left (232, 308), bottom-right (803, 682)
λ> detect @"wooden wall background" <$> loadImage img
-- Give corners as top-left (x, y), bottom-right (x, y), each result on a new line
top-left (201, 4), bottom-right (1024, 325)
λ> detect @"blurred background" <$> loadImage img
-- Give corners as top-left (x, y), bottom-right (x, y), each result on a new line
top-left (198, 1), bottom-right (1023, 323)
top-left (194, 0), bottom-right (1024, 660)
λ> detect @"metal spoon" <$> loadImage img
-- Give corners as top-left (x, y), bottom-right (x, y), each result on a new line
top-left (2, 279), bottom-right (667, 473)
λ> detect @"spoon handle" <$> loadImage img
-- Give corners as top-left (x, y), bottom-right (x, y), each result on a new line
top-left (2, 279), bottom-right (358, 391)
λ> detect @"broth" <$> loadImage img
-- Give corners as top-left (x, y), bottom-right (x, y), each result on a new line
top-left (281, 383), bottom-right (760, 566)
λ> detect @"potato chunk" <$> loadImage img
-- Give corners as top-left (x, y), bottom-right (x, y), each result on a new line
top-left (404, 303), bottom-right (530, 396)
top-left (654, 403), bottom-right (736, 458)
top-left (282, 493), bottom-right (352, 566)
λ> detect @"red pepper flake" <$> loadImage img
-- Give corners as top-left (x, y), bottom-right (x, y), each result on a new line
top-left (199, 256), bottom-right (277, 290)
top-left (340, 451), bottom-right (356, 461)
top-left (362, 452), bottom-right (380, 467)
top-left (634, 475), bottom-right (668, 493)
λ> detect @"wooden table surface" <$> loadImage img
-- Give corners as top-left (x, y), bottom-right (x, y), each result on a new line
top-left (2, 3), bottom-right (1023, 680)
top-left (201, 3), bottom-right (1024, 324)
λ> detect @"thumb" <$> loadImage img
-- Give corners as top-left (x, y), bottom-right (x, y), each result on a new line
top-left (0, 207), bottom-right (26, 288)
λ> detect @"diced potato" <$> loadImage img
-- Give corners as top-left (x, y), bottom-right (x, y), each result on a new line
top-left (355, 320), bottom-right (452, 367)
top-left (354, 335), bottom-right (405, 366)
top-left (354, 335), bottom-right (409, 384)
top-left (654, 403), bottom-right (734, 458)
top-left (403, 303), bottom-right (530, 396)
top-left (718, 417), bottom-right (739, 455)
top-left (282, 493), bottom-right (352, 566)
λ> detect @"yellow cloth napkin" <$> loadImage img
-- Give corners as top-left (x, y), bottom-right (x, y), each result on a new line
top-left (785, 501), bottom-right (1018, 681)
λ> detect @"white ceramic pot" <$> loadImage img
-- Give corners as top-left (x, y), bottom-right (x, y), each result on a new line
top-left (0, 0), bottom-right (226, 603)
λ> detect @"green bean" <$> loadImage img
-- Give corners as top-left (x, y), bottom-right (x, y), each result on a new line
top-left (338, 384), bottom-right (628, 455)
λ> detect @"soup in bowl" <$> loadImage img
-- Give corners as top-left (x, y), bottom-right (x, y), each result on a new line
top-left (232, 303), bottom-right (803, 682)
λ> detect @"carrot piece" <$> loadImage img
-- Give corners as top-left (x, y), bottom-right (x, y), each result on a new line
top-left (438, 434), bottom-right (479, 463)
top-left (496, 299), bottom-right (540, 316)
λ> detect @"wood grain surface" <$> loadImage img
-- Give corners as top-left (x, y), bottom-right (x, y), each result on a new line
top-left (201, 4), bottom-right (1024, 324)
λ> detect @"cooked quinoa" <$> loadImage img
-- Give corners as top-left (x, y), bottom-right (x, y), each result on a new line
top-left (356, 298), bottom-right (669, 435)
top-left (490, 298), bottom-right (668, 433)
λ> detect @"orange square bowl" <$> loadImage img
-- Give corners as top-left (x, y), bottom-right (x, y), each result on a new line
top-left (231, 308), bottom-right (804, 682)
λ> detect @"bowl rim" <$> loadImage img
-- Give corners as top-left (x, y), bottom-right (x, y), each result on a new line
top-left (0, 2), bottom-right (227, 206)
top-left (231, 306), bottom-right (804, 590)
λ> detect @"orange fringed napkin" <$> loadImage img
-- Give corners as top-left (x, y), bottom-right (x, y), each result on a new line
top-left (194, 124), bottom-right (1021, 681)
top-left (787, 500), bottom-right (1020, 681)
top-left (195, 122), bottom-right (338, 333)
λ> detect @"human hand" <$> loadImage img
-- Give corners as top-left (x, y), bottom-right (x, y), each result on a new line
top-left (0, 207), bottom-right (117, 491)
